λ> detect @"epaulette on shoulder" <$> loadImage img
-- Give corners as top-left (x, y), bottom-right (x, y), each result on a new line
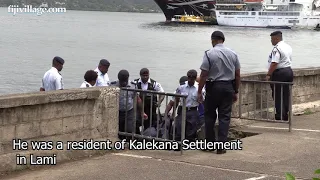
top-left (110, 81), bottom-right (117, 85)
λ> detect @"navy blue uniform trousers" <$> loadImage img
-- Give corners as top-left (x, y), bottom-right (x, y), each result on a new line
top-left (174, 107), bottom-right (199, 141)
top-left (270, 67), bottom-right (293, 120)
top-left (204, 81), bottom-right (234, 144)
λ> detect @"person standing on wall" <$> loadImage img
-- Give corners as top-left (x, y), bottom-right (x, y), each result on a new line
top-left (266, 31), bottom-right (293, 121)
top-left (197, 31), bottom-right (241, 154)
top-left (94, 59), bottom-right (110, 86)
top-left (40, 56), bottom-right (65, 91)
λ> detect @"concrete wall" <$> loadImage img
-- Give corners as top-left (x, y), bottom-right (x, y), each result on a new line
top-left (0, 87), bottom-right (119, 173)
top-left (232, 67), bottom-right (320, 119)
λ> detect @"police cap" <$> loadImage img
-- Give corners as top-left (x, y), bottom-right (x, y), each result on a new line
top-left (118, 69), bottom-right (129, 81)
top-left (179, 76), bottom-right (188, 85)
top-left (270, 31), bottom-right (282, 36)
top-left (140, 68), bottom-right (149, 75)
top-left (99, 59), bottom-right (110, 66)
top-left (53, 56), bottom-right (64, 65)
top-left (211, 31), bottom-right (225, 42)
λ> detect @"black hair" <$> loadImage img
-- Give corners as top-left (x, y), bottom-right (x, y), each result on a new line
top-left (84, 70), bottom-right (98, 82)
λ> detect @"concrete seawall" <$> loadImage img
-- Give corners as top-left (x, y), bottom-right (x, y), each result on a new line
top-left (0, 87), bottom-right (119, 173)
top-left (0, 67), bottom-right (319, 174)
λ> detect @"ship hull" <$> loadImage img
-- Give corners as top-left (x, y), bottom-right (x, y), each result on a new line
top-left (153, 0), bottom-right (216, 21)
top-left (216, 11), bottom-right (320, 29)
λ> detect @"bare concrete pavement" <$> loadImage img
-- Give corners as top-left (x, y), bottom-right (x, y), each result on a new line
top-left (2, 113), bottom-right (320, 180)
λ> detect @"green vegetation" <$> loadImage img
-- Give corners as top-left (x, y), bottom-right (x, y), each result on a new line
top-left (286, 169), bottom-right (320, 180)
top-left (0, 0), bottom-right (161, 13)
top-left (304, 108), bottom-right (314, 115)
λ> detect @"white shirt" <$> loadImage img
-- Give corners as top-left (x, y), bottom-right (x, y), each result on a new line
top-left (41, 67), bottom-right (63, 91)
top-left (269, 41), bottom-right (292, 69)
top-left (94, 67), bottom-right (109, 86)
top-left (80, 81), bottom-right (93, 88)
top-left (137, 78), bottom-right (164, 92)
top-left (175, 82), bottom-right (206, 107)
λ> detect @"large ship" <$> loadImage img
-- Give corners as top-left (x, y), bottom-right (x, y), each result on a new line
top-left (215, 0), bottom-right (320, 29)
top-left (153, 0), bottom-right (217, 22)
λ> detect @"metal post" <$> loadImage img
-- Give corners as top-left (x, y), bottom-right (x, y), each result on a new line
top-left (150, 95), bottom-right (153, 135)
top-left (173, 98), bottom-right (177, 141)
top-left (260, 83), bottom-right (263, 119)
top-left (266, 84), bottom-right (269, 120)
top-left (254, 83), bottom-right (256, 119)
top-left (125, 90), bottom-right (129, 134)
top-left (181, 97), bottom-right (186, 155)
top-left (289, 85), bottom-right (292, 132)
top-left (281, 85), bottom-right (283, 121)
top-left (238, 83), bottom-right (242, 118)
top-left (273, 83), bottom-right (276, 120)
top-left (132, 92), bottom-right (137, 140)
top-left (164, 95), bottom-right (169, 139)
top-left (141, 93), bottom-right (145, 134)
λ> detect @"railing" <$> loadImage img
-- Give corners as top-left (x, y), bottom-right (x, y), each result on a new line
top-left (237, 80), bottom-right (294, 132)
top-left (118, 87), bottom-right (187, 154)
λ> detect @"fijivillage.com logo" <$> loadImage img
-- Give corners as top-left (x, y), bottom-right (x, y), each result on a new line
top-left (8, 5), bottom-right (67, 16)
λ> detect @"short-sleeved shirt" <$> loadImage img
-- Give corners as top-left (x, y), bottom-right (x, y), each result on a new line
top-left (175, 82), bottom-right (205, 107)
top-left (80, 81), bottom-right (93, 88)
top-left (110, 80), bottom-right (136, 111)
top-left (41, 67), bottom-right (64, 91)
top-left (268, 41), bottom-right (292, 69)
top-left (94, 67), bottom-right (109, 86)
top-left (200, 44), bottom-right (240, 81)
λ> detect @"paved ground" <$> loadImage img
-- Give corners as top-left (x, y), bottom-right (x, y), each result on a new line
top-left (2, 113), bottom-right (320, 180)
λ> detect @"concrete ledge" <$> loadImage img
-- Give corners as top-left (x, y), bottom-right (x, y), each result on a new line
top-left (0, 87), bottom-right (120, 173)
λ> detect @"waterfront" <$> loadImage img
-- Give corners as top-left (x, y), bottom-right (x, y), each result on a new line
top-left (0, 8), bottom-right (319, 95)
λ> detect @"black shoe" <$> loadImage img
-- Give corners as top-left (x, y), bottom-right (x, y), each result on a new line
top-left (217, 150), bottom-right (226, 154)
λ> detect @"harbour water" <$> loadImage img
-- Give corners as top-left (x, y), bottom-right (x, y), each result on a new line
top-left (0, 8), bottom-right (319, 95)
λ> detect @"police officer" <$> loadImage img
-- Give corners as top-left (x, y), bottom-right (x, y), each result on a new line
top-left (94, 59), bottom-right (110, 86)
top-left (109, 70), bottom-right (148, 140)
top-left (266, 31), bottom-right (293, 121)
top-left (40, 56), bottom-right (65, 91)
top-left (134, 68), bottom-right (165, 137)
top-left (197, 31), bottom-right (241, 154)
top-left (174, 70), bottom-right (205, 142)
top-left (80, 70), bottom-right (98, 88)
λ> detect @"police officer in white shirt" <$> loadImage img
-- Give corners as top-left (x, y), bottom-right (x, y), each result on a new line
top-left (174, 70), bottom-right (206, 143)
top-left (94, 59), bottom-right (110, 86)
top-left (80, 70), bottom-right (98, 88)
top-left (266, 31), bottom-right (294, 121)
top-left (40, 56), bottom-right (65, 91)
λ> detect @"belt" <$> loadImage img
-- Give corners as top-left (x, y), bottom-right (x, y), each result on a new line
top-left (186, 106), bottom-right (197, 111)
top-left (178, 106), bottom-right (197, 111)
top-left (206, 79), bottom-right (233, 83)
top-left (274, 66), bottom-right (291, 72)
